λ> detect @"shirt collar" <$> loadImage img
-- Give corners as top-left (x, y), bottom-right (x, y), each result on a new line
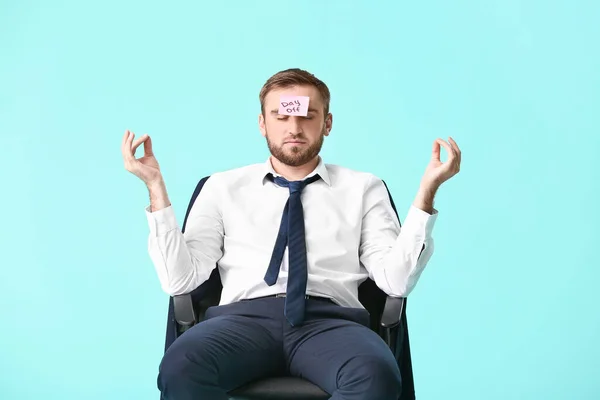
top-left (261, 156), bottom-right (331, 186)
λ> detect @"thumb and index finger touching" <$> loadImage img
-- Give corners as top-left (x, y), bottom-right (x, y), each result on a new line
top-left (122, 130), bottom-right (153, 162)
top-left (431, 137), bottom-right (460, 163)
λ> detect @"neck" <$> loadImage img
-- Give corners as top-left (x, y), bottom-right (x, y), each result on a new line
top-left (270, 156), bottom-right (320, 181)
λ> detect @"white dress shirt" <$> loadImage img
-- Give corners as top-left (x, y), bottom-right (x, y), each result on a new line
top-left (145, 157), bottom-right (438, 309)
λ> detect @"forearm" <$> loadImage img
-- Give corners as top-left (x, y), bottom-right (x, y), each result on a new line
top-left (147, 178), bottom-right (172, 212)
top-left (412, 184), bottom-right (437, 215)
top-left (379, 229), bottom-right (435, 296)
top-left (148, 226), bottom-right (216, 296)
top-left (145, 179), bottom-right (223, 295)
top-left (361, 177), bottom-right (438, 297)
top-left (362, 203), bottom-right (438, 297)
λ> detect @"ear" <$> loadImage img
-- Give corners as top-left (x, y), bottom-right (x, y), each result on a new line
top-left (324, 113), bottom-right (333, 136)
top-left (258, 113), bottom-right (266, 137)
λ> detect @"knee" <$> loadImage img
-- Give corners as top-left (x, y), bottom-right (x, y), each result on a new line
top-left (157, 335), bottom-right (218, 394)
top-left (338, 354), bottom-right (402, 399)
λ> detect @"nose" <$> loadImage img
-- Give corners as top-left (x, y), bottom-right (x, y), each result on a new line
top-left (288, 116), bottom-right (303, 135)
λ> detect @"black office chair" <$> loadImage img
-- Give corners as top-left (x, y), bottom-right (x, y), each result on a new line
top-left (161, 176), bottom-right (417, 400)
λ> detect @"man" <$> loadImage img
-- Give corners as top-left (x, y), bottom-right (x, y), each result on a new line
top-left (121, 68), bottom-right (461, 400)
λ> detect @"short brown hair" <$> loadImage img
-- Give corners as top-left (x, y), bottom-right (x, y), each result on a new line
top-left (259, 68), bottom-right (331, 116)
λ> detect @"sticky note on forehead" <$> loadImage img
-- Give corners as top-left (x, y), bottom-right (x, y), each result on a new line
top-left (278, 95), bottom-right (310, 116)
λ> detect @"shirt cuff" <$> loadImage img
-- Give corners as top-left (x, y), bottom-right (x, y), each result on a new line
top-left (145, 205), bottom-right (180, 236)
top-left (401, 204), bottom-right (438, 238)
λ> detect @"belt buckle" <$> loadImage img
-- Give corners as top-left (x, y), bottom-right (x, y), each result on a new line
top-left (275, 293), bottom-right (312, 300)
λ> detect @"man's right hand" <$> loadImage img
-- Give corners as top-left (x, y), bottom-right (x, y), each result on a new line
top-left (122, 129), bottom-right (163, 187)
top-left (122, 130), bottom-right (172, 211)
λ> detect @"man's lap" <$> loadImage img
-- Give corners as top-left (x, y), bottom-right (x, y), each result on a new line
top-left (284, 300), bottom-right (401, 396)
top-left (160, 297), bottom-right (400, 395)
top-left (159, 311), bottom-right (286, 392)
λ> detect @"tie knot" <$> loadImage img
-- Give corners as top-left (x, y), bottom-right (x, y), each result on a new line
top-left (272, 174), bottom-right (321, 194)
top-left (288, 181), bottom-right (304, 193)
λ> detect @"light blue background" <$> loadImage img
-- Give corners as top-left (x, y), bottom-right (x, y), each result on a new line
top-left (1, 0), bottom-right (598, 399)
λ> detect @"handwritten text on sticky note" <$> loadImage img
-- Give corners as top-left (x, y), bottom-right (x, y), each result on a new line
top-left (278, 96), bottom-right (310, 116)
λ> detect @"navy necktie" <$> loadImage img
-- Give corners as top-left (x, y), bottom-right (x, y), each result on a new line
top-left (264, 173), bottom-right (321, 326)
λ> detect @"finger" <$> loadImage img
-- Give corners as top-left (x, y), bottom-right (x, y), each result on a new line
top-left (448, 137), bottom-right (461, 167)
top-left (131, 134), bottom-right (149, 154)
top-left (121, 129), bottom-right (129, 147)
top-left (121, 130), bottom-right (130, 152)
top-left (431, 140), bottom-right (441, 161)
top-left (436, 138), bottom-right (456, 162)
top-left (448, 137), bottom-right (461, 157)
top-left (143, 135), bottom-right (154, 156)
top-left (122, 130), bottom-right (135, 161)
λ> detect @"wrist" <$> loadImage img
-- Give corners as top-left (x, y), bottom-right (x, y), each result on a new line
top-left (146, 179), bottom-right (165, 191)
top-left (413, 184), bottom-right (437, 214)
top-left (146, 178), bottom-right (171, 212)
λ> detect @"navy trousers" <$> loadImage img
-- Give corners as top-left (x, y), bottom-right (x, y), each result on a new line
top-left (158, 297), bottom-right (401, 400)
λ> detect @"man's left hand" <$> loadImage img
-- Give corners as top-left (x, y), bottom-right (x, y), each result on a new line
top-left (413, 137), bottom-right (461, 213)
top-left (422, 137), bottom-right (461, 190)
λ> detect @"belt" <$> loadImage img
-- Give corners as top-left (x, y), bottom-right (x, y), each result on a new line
top-left (244, 293), bottom-right (334, 303)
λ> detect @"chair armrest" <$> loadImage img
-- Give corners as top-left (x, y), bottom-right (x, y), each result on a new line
top-left (173, 294), bottom-right (197, 328)
top-left (380, 296), bottom-right (406, 352)
top-left (381, 296), bottom-right (405, 328)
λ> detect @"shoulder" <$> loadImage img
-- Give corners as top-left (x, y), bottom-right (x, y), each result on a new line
top-left (324, 163), bottom-right (383, 187)
top-left (196, 162), bottom-right (265, 189)
top-left (210, 162), bottom-right (264, 179)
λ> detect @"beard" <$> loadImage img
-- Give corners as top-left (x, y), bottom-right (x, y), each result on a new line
top-left (265, 126), bottom-right (326, 167)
